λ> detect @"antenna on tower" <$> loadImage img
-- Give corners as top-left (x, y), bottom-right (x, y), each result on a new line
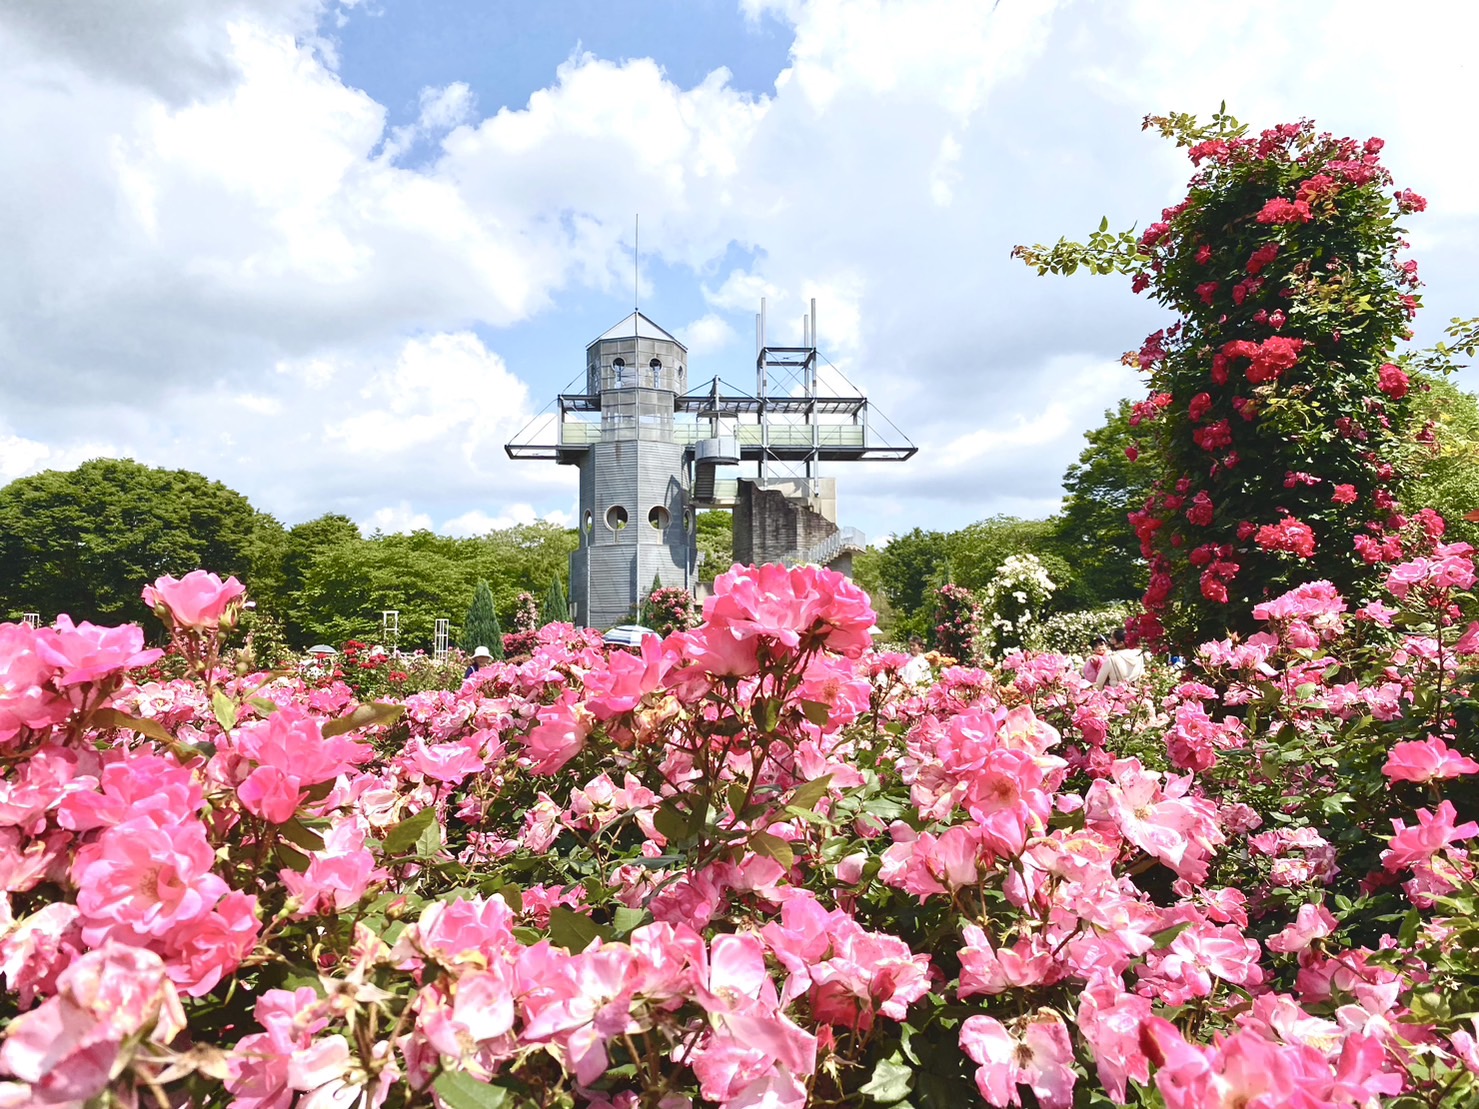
top-left (634, 214), bottom-right (640, 317)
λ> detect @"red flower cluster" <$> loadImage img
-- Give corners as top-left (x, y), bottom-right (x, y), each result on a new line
top-left (1377, 363), bottom-right (1410, 400)
top-left (1185, 491), bottom-right (1215, 527)
top-left (1192, 419), bottom-right (1232, 453)
top-left (1255, 197), bottom-right (1313, 224)
top-left (1221, 337), bottom-right (1305, 385)
top-left (1245, 243), bottom-right (1279, 275)
top-left (1254, 517), bottom-right (1317, 558)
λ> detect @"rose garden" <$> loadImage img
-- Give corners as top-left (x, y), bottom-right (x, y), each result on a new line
top-left (4, 113), bottom-right (1479, 1108)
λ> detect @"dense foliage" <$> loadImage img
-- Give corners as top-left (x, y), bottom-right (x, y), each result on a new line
top-left (3, 555), bottom-right (1479, 1108)
top-left (0, 459), bottom-right (284, 628)
top-left (0, 459), bottom-right (581, 651)
top-left (1016, 112), bottom-right (1426, 650)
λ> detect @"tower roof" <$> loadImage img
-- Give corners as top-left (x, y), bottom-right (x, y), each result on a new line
top-left (589, 311), bottom-right (686, 349)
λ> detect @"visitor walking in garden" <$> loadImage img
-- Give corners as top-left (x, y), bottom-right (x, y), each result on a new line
top-left (900, 635), bottom-right (931, 686)
top-left (1093, 628), bottom-right (1146, 689)
top-left (464, 644), bottom-right (494, 678)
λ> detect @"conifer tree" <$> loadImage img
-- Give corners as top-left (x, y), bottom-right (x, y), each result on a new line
top-left (541, 576), bottom-right (569, 624)
top-left (460, 579), bottom-right (504, 658)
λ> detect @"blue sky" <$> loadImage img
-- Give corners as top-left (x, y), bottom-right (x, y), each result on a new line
top-left (337, 1), bottom-right (793, 120)
top-left (1, 0), bottom-right (1477, 543)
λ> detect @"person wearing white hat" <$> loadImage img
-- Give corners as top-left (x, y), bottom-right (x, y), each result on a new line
top-left (465, 645), bottom-right (494, 678)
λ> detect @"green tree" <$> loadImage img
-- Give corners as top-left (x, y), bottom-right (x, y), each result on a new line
top-left (288, 523), bottom-right (577, 650)
top-left (695, 511), bottom-right (733, 585)
top-left (1053, 399), bottom-right (1153, 607)
top-left (1407, 374), bottom-right (1479, 549)
top-left (280, 513), bottom-right (362, 646)
top-left (541, 576), bottom-right (569, 624)
top-left (0, 458), bottom-right (283, 628)
top-left (945, 516), bottom-right (1067, 594)
top-left (864, 528), bottom-right (950, 640)
top-left (293, 530), bottom-right (472, 649)
top-left (462, 579), bottom-right (503, 658)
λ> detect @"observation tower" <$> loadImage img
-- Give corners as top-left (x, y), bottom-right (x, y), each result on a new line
top-left (506, 300), bottom-right (915, 629)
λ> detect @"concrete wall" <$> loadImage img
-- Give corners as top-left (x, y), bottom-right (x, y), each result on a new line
top-left (733, 479), bottom-right (839, 566)
top-left (571, 439), bottom-right (695, 629)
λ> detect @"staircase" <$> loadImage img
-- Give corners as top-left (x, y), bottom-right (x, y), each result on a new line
top-left (782, 526), bottom-right (867, 568)
top-left (694, 464), bottom-right (716, 503)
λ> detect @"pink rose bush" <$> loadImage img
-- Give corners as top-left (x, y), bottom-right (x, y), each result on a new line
top-left (0, 557), bottom-right (1476, 1106)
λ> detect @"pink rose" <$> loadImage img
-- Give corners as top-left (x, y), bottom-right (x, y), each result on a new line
top-left (237, 765), bottom-right (305, 824)
top-left (0, 623), bottom-right (70, 743)
top-left (0, 944), bottom-right (185, 1104)
top-left (142, 570), bottom-right (246, 631)
top-left (36, 615), bottom-right (161, 689)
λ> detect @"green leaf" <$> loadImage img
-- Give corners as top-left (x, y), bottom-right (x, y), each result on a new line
top-left (748, 830), bottom-right (795, 869)
top-left (246, 697), bottom-right (280, 717)
top-left (211, 690), bottom-right (238, 731)
top-left (302, 778), bottom-right (337, 803)
top-left (416, 814), bottom-right (443, 859)
top-left (432, 1070), bottom-right (509, 1109)
top-left (275, 842), bottom-right (311, 873)
top-left (653, 801), bottom-right (688, 844)
top-left (279, 818), bottom-right (324, 851)
top-left (87, 707), bottom-right (179, 748)
top-left (1398, 908), bottom-right (1420, 946)
top-left (548, 906), bottom-right (605, 952)
top-left (860, 1056), bottom-right (914, 1104)
top-left (610, 905), bottom-right (649, 939)
top-left (800, 699), bottom-right (831, 727)
top-left (321, 701), bottom-right (406, 738)
top-left (752, 697), bottom-right (780, 733)
top-left (726, 782), bottom-right (749, 818)
top-left (1151, 920), bottom-right (1193, 949)
top-left (788, 773), bottom-right (834, 813)
top-left (382, 806), bottom-right (438, 855)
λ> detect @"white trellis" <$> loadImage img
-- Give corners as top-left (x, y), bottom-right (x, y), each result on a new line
top-left (380, 610), bottom-right (400, 656)
top-left (21, 613), bottom-right (40, 629)
top-left (433, 618), bottom-right (450, 663)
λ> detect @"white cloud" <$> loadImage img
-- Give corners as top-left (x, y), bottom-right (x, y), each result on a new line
top-left (328, 332), bottom-right (530, 462)
top-left (361, 503), bottom-right (433, 535)
top-left (678, 313), bottom-right (739, 356)
top-left (442, 504), bottom-right (576, 536)
top-left (2, 0), bottom-right (1478, 544)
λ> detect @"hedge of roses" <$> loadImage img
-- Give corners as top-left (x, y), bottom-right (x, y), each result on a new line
top-left (1, 555), bottom-right (1478, 1107)
top-left (1015, 113), bottom-right (1427, 652)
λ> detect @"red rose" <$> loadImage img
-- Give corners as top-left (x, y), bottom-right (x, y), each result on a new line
top-left (1377, 363), bottom-right (1409, 400)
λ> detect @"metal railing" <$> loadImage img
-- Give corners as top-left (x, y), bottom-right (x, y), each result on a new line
top-left (784, 526), bottom-right (867, 568)
top-left (557, 420), bottom-right (866, 448)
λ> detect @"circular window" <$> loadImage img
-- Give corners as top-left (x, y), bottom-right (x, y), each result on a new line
top-left (605, 505), bottom-right (629, 530)
top-left (649, 505), bottom-right (671, 530)
top-left (583, 510), bottom-right (593, 538)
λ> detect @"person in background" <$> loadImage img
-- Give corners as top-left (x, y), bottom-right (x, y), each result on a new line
top-left (1082, 637), bottom-right (1110, 683)
top-left (465, 645), bottom-right (493, 679)
top-left (900, 636), bottom-right (931, 687)
top-left (1094, 628), bottom-right (1147, 690)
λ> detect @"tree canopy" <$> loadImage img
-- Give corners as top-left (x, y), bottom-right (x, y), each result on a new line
top-left (1054, 398), bottom-right (1152, 608)
top-left (0, 459), bottom-right (283, 629)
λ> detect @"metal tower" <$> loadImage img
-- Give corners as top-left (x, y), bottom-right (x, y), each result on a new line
top-left (506, 301), bottom-right (915, 629)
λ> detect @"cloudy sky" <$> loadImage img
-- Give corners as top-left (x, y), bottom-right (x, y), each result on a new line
top-left (2, 0), bottom-right (1477, 540)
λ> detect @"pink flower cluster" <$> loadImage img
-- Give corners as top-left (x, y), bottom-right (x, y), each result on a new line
top-left (1, 558), bottom-right (1478, 1106)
